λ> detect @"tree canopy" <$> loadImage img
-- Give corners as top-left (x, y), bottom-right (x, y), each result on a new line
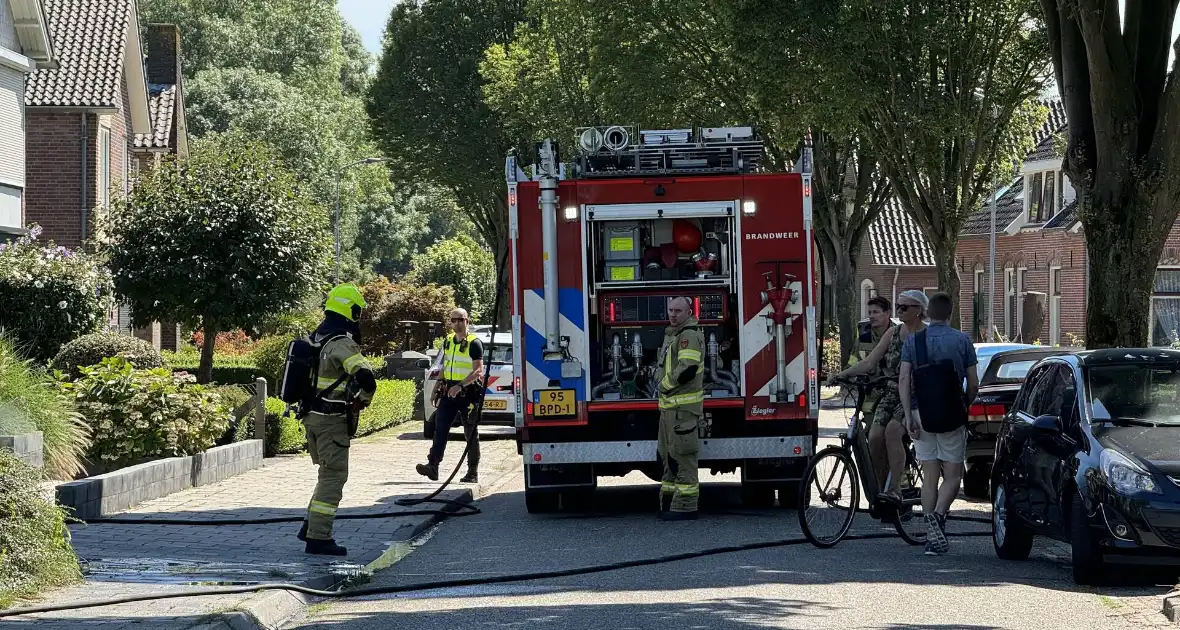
top-left (105, 139), bottom-right (330, 382)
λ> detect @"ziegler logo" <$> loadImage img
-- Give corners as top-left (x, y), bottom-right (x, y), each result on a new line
top-left (745, 232), bottom-right (801, 240)
top-left (750, 406), bottom-right (777, 416)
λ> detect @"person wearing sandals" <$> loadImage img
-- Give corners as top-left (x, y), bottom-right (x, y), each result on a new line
top-left (826, 289), bottom-right (929, 505)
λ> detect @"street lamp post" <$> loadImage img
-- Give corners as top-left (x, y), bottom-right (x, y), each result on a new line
top-left (334, 157), bottom-right (391, 282)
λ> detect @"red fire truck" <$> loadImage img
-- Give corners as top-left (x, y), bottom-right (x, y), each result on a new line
top-left (505, 126), bottom-right (820, 513)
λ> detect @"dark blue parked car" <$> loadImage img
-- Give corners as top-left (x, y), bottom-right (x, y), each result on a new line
top-left (991, 349), bottom-right (1180, 585)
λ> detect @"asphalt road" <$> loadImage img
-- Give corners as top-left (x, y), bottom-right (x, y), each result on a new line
top-left (285, 408), bottom-right (1173, 629)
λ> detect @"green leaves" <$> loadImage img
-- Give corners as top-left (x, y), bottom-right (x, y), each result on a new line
top-left (61, 357), bottom-right (233, 471)
top-left (105, 140), bottom-right (330, 366)
top-left (408, 236), bottom-right (497, 323)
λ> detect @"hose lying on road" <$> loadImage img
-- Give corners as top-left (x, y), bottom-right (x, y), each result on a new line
top-left (81, 246), bottom-right (514, 528)
top-left (0, 519), bottom-right (993, 618)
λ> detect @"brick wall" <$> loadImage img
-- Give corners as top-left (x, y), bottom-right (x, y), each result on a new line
top-left (853, 240), bottom-right (938, 316)
top-left (24, 111), bottom-right (90, 248)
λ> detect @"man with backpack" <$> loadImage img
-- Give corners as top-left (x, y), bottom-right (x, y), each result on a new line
top-left (898, 292), bottom-right (978, 556)
top-left (293, 283), bottom-right (377, 556)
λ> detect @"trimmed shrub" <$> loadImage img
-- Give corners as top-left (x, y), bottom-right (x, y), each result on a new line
top-left (359, 380), bottom-right (417, 436)
top-left (163, 350), bottom-right (272, 388)
top-left (0, 338), bottom-right (89, 479)
top-left (0, 450), bottom-right (82, 608)
top-left (407, 235), bottom-right (496, 323)
top-left (269, 397), bottom-right (306, 455)
top-left (252, 334), bottom-right (295, 382)
top-left (0, 226), bottom-right (115, 361)
top-left (59, 358), bottom-right (232, 472)
top-left (51, 332), bottom-right (166, 380)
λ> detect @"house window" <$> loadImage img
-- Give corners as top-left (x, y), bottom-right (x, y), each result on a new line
top-left (123, 145), bottom-right (130, 199)
top-left (1026, 169), bottom-right (1064, 224)
top-left (1150, 268), bottom-right (1180, 347)
top-left (1049, 266), bottom-right (1062, 346)
top-left (99, 127), bottom-right (111, 210)
top-left (974, 268), bottom-right (985, 294)
top-left (860, 279), bottom-right (876, 319)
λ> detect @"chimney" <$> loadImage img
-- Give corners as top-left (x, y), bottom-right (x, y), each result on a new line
top-left (145, 24), bottom-right (180, 85)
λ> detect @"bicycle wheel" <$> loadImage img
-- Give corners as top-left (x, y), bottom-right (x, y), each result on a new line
top-left (797, 446), bottom-right (860, 548)
top-left (892, 443), bottom-right (928, 545)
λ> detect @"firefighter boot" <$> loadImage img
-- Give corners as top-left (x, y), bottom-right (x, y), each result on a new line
top-left (296, 520), bottom-right (308, 541)
top-left (416, 462), bottom-right (439, 481)
top-left (460, 466), bottom-right (478, 483)
top-left (305, 537), bottom-right (348, 556)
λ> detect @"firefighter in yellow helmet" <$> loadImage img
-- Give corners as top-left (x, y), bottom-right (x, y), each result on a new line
top-left (296, 283), bottom-right (377, 556)
top-left (657, 296), bottom-right (705, 520)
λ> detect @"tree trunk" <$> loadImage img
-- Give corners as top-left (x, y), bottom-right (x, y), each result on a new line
top-left (1084, 195), bottom-right (1168, 348)
top-left (199, 320), bottom-right (218, 384)
top-left (831, 248), bottom-right (859, 369)
top-left (931, 242), bottom-right (962, 329)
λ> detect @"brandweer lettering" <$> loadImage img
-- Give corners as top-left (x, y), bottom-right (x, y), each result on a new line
top-left (745, 232), bottom-right (800, 240)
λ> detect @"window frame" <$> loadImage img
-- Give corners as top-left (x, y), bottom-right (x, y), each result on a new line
top-left (98, 126), bottom-right (111, 210)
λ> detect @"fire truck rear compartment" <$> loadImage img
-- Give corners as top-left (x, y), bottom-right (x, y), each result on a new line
top-left (587, 215), bottom-right (741, 402)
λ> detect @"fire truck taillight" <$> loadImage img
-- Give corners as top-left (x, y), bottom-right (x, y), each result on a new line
top-left (513, 376), bottom-right (520, 393)
top-left (804, 183), bottom-right (811, 197)
top-left (794, 446), bottom-right (802, 455)
top-left (563, 206), bottom-right (578, 221)
top-left (508, 191), bottom-right (517, 206)
top-left (742, 200), bottom-right (756, 216)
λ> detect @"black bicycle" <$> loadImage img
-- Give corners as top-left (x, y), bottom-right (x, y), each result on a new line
top-left (798, 374), bottom-right (926, 548)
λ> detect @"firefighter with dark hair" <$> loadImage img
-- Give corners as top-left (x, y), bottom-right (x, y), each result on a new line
top-left (295, 283), bottom-right (378, 556)
top-left (657, 296), bottom-right (705, 520)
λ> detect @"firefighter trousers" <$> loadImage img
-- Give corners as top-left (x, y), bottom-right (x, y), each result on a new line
top-left (303, 411), bottom-right (350, 540)
top-left (657, 409), bottom-right (700, 513)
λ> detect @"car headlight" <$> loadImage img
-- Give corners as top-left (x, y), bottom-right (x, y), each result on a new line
top-left (1101, 449), bottom-right (1161, 495)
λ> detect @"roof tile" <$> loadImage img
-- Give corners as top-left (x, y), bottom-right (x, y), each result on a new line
top-left (25, 0), bottom-right (133, 108)
top-left (134, 83), bottom-right (175, 149)
top-left (869, 198), bottom-right (935, 267)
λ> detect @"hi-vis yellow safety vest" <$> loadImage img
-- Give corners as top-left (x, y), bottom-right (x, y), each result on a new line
top-left (442, 332), bottom-right (478, 382)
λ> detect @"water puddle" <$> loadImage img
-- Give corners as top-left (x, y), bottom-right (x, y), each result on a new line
top-left (80, 557), bottom-right (311, 586)
top-left (366, 523), bottom-right (441, 573)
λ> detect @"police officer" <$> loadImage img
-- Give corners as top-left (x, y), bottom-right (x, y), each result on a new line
top-left (296, 283), bottom-right (377, 556)
top-left (416, 307), bottom-right (484, 483)
top-left (657, 296), bottom-right (705, 521)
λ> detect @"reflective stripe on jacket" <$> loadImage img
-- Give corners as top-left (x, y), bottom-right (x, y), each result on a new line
top-left (658, 317), bottom-right (705, 413)
top-left (315, 333), bottom-right (373, 406)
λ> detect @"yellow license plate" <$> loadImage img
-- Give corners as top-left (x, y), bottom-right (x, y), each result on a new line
top-left (483, 399), bottom-right (507, 410)
top-left (535, 389), bottom-right (576, 417)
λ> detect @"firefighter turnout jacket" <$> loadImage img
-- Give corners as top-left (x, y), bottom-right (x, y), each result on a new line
top-left (658, 316), bottom-right (706, 414)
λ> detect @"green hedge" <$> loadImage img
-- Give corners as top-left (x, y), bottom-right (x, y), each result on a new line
top-left (0, 451), bottom-right (81, 608)
top-left (360, 380), bottom-right (416, 435)
top-left (51, 332), bottom-right (165, 380)
top-left (162, 349), bottom-right (274, 389)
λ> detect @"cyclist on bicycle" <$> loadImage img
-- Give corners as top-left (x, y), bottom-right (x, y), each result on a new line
top-left (827, 289), bottom-right (929, 503)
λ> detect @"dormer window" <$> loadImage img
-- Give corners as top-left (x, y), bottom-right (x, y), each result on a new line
top-left (1026, 168), bottom-right (1064, 224)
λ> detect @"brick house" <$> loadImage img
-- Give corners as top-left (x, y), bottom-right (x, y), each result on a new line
top-left (0, 0), bottom-right (53, 238)
top-left (856, 99), bottom-right (1180, 348)
top-left (22, 0), bottom-right (188, 349)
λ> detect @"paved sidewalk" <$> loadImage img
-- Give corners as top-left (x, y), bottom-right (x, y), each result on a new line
top-left (0, 423), bottom-right (520, 629)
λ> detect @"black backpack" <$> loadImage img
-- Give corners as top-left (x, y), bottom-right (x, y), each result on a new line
top-left (278, 333), bottom-right (348, 418)
top-left (911, 329), bottom-right (969, 434)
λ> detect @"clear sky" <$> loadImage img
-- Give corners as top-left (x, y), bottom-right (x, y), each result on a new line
top-left (339, 0), bottom-right (399, 56)
top-left (337, 1), bottom-right (1175, 68)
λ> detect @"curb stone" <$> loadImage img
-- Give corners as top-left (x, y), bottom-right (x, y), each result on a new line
top-left (200, 488), bottom-right (476, 630)
top-left (1162, 589), bottom-right (1180, 623)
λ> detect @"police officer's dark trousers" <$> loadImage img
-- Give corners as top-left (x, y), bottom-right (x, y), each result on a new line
top-left (429, 393), bottom-right (480, 469)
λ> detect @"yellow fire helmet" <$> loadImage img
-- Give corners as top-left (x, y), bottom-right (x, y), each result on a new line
top-left (325, 283), bottom-right (368, 321)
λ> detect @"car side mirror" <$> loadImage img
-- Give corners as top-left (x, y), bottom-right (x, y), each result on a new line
top-left (1032, 414), bottom-right (1063, 433)
top-left (415, 359), bottom-right (430, 369)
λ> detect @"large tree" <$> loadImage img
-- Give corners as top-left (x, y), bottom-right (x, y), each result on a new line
top-left (792, 0), bottom-right (1051, 327)
top-left (106, 138), bottom-right (330, 383)
top-left (484, 0), bottom-right (893, 365)
top-left (1041, 1), bottom-right (1180, 347)
top-left (367, 0), bottom-right (528, 318)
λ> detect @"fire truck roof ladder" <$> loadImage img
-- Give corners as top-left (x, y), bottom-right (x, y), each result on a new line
top-left (573, 125), bottom-right (765, 178)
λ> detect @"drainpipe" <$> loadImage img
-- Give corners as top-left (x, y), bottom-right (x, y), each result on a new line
top-left (891, 267), bottom-right (900, 312)
top-left (80, 114), bottom-right (88, 244)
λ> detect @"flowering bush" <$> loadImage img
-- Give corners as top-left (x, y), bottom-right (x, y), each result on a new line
top-left (0, 226), bottom-right (114, 361)
top-left (59, 357), bottom-right (232, 471)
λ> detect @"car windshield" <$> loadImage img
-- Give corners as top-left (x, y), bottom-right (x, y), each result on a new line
top-left (1086, 363), bottom-right (1180, 425)
top-left (988, 359), bottom-right (1039, 384)
top-left (487, 345), bottom-right (512, 364)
